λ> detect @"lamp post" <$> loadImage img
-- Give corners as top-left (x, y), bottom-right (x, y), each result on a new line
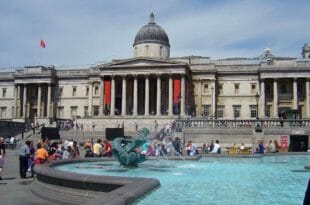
top-left (255, 92), bottom-right (260, 120)
top-left (177, 95), bottom-right (181, 119)
top-left (22, 104), bottom-right (27, 140)
top-left (211, 86), bottom-right (214, 127)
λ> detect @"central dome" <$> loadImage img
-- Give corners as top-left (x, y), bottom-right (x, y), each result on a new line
top-left (133, 13), bottom-right (170, 47)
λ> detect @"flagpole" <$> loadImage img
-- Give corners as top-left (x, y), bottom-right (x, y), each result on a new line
top-left (39, 45), bottom-right (42, 65)
top-left (39, 39), bottom-right (46, 65)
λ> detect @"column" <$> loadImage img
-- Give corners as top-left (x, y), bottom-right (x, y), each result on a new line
top-left (293, 78), bottom-right (298, 110)
top-left (22, 84), bottom-right (27, 118)
top-left (88, 82), bottom-right (93, 117)
top-left (260, 80), bottom-right (265, 118)
top-left (37, 84), bottom-right (41, 117)
top-left (168, 75), bottom-right (173, 116)
top-left (133, 75), bottom-right (138, 116)
top-left (306, 79), bottom-right (310, 117)
top-left (47, 84), bottom-right (51, 118)
top-left (110, 76), bottom-right (115, 116)
top-left (121, 76), bottom-right (127, 116)
top-left (13, 85), bottom-right (17, 118)
top-left (99, 79), bottom-right (104, 117)
top-left (17, 85), bottom-right (20, 117)
top-left (181, 75), bottom-right (186, 116)
top-left (273, 79), bottom-right (278, 118)
top-left (156, 75), bottom-right (161, 116)
top-left (144, 75), bottom-right (149, 116)
top-left (211, 80), bottom-right (216, 117)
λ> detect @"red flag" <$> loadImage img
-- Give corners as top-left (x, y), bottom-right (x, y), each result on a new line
top-left (40, 40), bottom-right (46, 48)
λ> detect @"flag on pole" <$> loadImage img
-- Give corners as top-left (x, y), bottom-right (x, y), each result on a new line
top-left (40, 40), bottom-right (46, 48)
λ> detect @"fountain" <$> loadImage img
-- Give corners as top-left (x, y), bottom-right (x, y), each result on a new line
top-left (111, 128), bottom-right (149, 167)
top-left (31, 128), bottom-right (310, 205)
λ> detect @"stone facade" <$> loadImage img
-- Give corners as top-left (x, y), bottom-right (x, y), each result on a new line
top-left (0, 14), bottom-right (310, 133)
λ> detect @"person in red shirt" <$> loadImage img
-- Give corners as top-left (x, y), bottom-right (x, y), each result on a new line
top-left (103, 139), bottom-right (112, 157)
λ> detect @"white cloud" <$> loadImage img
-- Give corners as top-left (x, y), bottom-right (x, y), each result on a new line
top-left (0, 0), bottom-right (309, 68)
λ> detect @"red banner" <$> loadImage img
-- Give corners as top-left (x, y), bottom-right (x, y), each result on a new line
top-left (104, 80), bottom-right (111, 105)
top-left (173, 79), bottom-right (181, 104)
top-left (280, 135), bottom-right (288, 148)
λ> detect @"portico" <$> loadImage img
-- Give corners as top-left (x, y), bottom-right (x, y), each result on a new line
top-left (91, 60), bottom-right (188, 118)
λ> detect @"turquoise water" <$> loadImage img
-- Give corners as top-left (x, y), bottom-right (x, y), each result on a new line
top-left (55, 155), bottom-right (310, 205)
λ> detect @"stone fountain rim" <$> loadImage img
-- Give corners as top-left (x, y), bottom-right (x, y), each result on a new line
top-left (32, 158), bottom-right (160, 205)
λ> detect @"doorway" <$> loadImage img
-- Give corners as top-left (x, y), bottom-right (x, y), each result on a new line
top-left (290, 135), bottom-right (309, 152)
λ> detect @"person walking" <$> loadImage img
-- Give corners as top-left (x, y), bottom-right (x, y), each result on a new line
top-left (19, 140), bottom-right (31, 178)
top-left (0, 137), bottom-right (6, 180)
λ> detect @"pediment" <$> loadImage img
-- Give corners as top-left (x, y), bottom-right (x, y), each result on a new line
top-left (100, 57), bottom-right (185, 68)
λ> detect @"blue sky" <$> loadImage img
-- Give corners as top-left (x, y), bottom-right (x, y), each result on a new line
top-left (0, 0), bottom-right (309, 69)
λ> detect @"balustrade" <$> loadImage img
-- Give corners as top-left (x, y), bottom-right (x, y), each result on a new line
top-left (176, 119), bottom-right (310, 129)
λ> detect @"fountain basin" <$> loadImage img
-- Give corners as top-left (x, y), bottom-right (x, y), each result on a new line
top-left (31, 158), bottom-right (160, 205)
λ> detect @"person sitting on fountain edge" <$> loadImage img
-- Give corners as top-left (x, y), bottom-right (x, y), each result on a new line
top-left (186, 140), bottom-right (197, 156)
top-left (211, 140), bottom-right (221, 154)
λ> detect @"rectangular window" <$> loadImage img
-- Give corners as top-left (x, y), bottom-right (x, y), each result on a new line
top-left (251, 84), bottom-right (256, 94)
top-left (59, 87), bottom-right (63, 97)
top-left (218, 84), bottom-right (223, 95)
top-left (250, 105), bottom-right (258, 118)
top-left (266, 106), bottom-right (271, 118)
top-left (84, 106), bottom-right (88, 117)
top-left (234, 84), bottom-right (239, 94)
top-left (94, 86), bottom-right (99, 96)
top-left (57, 106), bottom-right (64, 118)
top-left (93, 106), bottom-right (99, 116)
top-left (70, 106), bottom-right (77, 117)
top-left (203, 84), bottom-right (208, 94)
top-left (72, 87), bottom-right (77, 97)
top-left (86, 86), bottom-right (89, 96)
top-left (217, 106), bottom-right (225, 118)
top-left (202, 105), bottom-right (210, 117)
top-left (233, 105), bottom-right (241, 118)
top-left (0, 107), bottom-right (7, 118)
top-left (2, 88), bottom-right (6, 98)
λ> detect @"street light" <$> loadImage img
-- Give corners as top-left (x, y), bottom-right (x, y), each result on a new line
top-left (211, 86), bottom-right (214, 127)
top-left (255, 92), bottom-right (260, 120)
top-left (177, 95), bottom-right (181, 119)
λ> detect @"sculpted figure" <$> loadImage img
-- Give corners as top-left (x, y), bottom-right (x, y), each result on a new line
top-left (112, 128), bottom-right (149, 166)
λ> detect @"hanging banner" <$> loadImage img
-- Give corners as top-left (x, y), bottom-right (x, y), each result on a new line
top-left (280, 135), bottom-right (288, 148)
top-left (173, 79), bottom-right (181, 104)
top-left (104, 79), bottom-right (111, 105)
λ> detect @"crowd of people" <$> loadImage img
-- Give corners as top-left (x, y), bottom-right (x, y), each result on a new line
top-left (17, 138), bottom-right (82, 179)
top-left (254, 139), bottom-right (280, 154)
top-left (16, 136), bottom-right (119, 179)
top-left (0, 124), bottom-right (288, 181)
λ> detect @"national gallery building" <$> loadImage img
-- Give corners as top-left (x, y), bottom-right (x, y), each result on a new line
top-left (0, 13), bottom-right (310, 133)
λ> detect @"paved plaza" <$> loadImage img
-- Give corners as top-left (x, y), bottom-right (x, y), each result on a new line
top-left (0, 148), bottom-right (58, 205)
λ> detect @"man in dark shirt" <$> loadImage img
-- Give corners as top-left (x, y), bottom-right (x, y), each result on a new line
top-left (172, 137), bottom-right (182, 155)
top-left (0, 137), bottom-right (6, 180)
